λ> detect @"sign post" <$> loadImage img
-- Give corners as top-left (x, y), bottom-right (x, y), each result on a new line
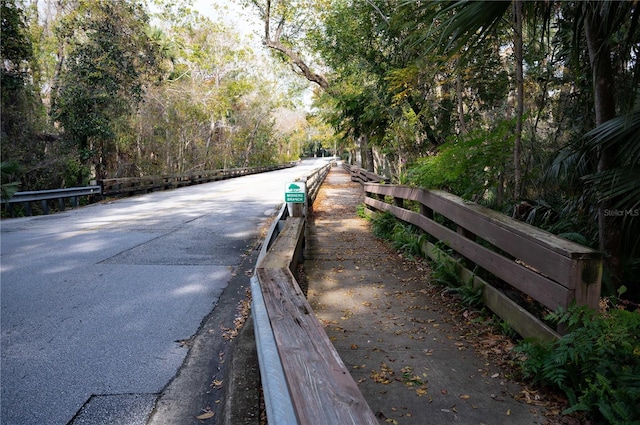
top-left (285, 181), bottom-right (306, 217)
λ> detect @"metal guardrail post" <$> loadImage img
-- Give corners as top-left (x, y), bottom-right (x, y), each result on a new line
top-left (251, 163), bottom-right (333, 424)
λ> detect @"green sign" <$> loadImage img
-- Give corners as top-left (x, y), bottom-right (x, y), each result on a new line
top-left (285, 182), bottom-right (306, 203)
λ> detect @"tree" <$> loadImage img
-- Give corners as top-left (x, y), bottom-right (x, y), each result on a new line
top-left (51, 0), bottom-right (162, 181)
top-left (245, 0), bottom-right (329, 89)
top-left (579, 1), bottom-right (638, 275)
top-left (1, 0), bottom-right (35, 145)
top-left (132, 2), bottom-right (303, 174)
top-left (1, 0), bottom-right (55, 190)
top-left (401, 0), bottom-right (638, 284)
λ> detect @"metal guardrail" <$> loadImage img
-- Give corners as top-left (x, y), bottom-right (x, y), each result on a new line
top-left (251, 203), bottom-right (297, 425)
top-left (251, 162), bottom-right (343, 425)
top-left (1, 186), bottom-right (102, 217)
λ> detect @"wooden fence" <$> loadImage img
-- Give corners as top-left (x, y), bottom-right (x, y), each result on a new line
top-left (341, 163), bottom-right (389, 184)
top-left (362, 183), bottom-right (602, 341)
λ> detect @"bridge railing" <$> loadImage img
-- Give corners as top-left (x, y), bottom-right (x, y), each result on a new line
top-left (1, 186), bottom-right (102, 217)
top-left (99, 164), bottom-right (294, 197)
top-left (251, 162), bottom-right (378, 425)
top-left (363, 183), bottom-right (603, 341)
top-left (2, 164), bottom-right (296, 217)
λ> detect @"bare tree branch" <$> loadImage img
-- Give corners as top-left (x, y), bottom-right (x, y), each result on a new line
top-left (258, 0), bottom-right (329, 90)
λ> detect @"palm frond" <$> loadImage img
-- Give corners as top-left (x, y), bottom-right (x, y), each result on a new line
top-left (400, 0), bottom-right (510, 61)
top-left (583, 167), bottom-right (640, 210)
top-left (584, 108), bottom-right (640, 166)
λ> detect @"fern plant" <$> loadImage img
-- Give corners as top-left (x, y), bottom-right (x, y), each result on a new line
top-left (371, 211), bottom-right (397, 240)
top-left (1, 160), bottom-right (21, 201)
top-left (391, 222), bottom-right (425, 259)
top-left (516, 306), bottom-right (640, 424)
top-left (444, 278), bottom-right (484, 309)
top-left (431, 248), bottom-right (460, 287)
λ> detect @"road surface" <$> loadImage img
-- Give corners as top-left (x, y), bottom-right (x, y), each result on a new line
top-left (0, 159), bottom-right (330, 425)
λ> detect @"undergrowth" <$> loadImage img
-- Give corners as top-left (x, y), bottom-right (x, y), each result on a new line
top-left (371, 211), bottom-right (483, 310)
top-left (515, 305), bottom-right (640, 424)
top-left (431, 245), bottom-right (484, 310)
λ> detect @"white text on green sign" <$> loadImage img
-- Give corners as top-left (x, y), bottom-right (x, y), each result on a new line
top-left (285, 182), bottom-right (306, 203)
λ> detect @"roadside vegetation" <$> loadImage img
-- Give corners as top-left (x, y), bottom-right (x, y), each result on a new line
top-left (245, 0), bottom-right (639, 305)
top-left (1, 0), bottom-right (335, 192)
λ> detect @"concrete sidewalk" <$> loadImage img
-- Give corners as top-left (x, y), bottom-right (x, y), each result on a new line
top-left (302, 166), bottom-right (549, 425)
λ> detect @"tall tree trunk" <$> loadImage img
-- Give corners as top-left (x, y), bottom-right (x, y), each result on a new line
top-left (456, 72), bottom-right (467, 134)
top-left (584, 4), bottom-right (622, 277)
top-left (512, 0), bottom-right (524, 200)
top-left (363, 135), bottom-right (374, 172)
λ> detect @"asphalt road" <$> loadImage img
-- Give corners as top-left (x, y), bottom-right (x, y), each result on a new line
top-left (0, 158), bottom-right (330, 425)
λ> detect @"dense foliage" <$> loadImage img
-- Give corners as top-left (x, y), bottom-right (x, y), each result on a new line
top-left (516, 305), bottom-right (640, 424)
top-left (247, 0), bottom-right (639, 301)
top-left (1, 0), bottom-right (319, 191)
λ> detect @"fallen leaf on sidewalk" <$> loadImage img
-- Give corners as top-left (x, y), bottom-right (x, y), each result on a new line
top-left (371, 363), bottom-right (395, 384)
top-left (195, 411), bottom-right (214, 420)
top-left (415, 386), bottom-right (428, 396)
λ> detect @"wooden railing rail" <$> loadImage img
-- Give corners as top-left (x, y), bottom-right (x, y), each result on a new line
top-left (251, 163), bottom-right (378, 424)
top-left (342, 163), bottom-right (389, 184)
top-left (305, 161), bottom-right (333, 205)
top-left (363, 183), bottom-right (603, 341)
top-left (1, 186), bottom-right (102, 217)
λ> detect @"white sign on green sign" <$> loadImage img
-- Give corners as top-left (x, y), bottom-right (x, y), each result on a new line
top-left (285, 181), bottom-right (306, 203)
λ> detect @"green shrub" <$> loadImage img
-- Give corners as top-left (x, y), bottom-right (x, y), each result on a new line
top-left (431, 248), bottom-right (460, 287)
top-left (407, 119), bottom-right (514, 200)
top-left (390, 222), bottom-right (425, 259)
top-left (371, 211), bottom-right (426, 259)
top-left (356, 203), bottom-right (368, 218)
top-left (444, 279), bottom-right (484, 309)
top-left (0, 160), bottom-right (22, 200)
top-left (371, 211), bottom-right (397, 240)
top-left (516, 306), bottom-right (640, 424)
